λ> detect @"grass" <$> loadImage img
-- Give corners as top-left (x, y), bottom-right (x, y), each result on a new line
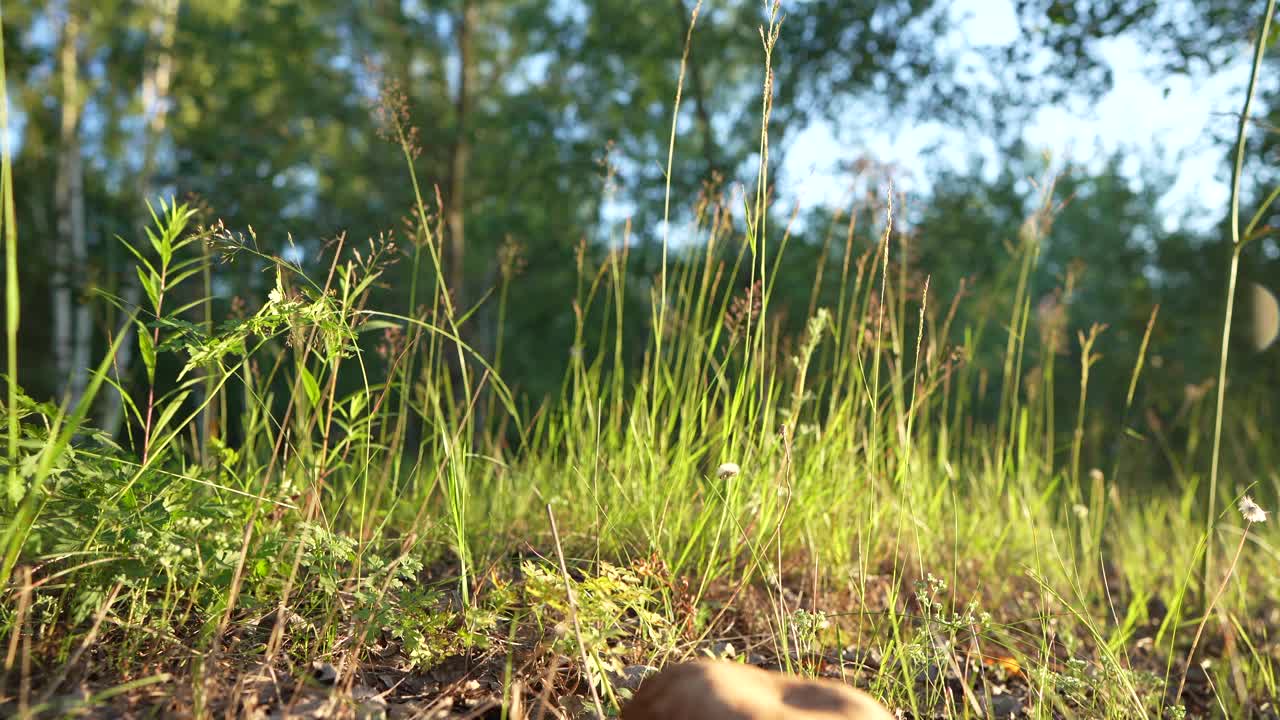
top-left (3, 5), bottom-right (1280, 720)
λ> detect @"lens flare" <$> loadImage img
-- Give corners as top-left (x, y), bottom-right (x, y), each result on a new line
top-left (1250, 282), bottom-right (1279, 351)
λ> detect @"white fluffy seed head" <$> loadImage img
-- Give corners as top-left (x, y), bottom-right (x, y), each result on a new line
top-left (1239, 496), bottom-right (1269, 523)
top-left (716, 462), bottom-right (741, 480)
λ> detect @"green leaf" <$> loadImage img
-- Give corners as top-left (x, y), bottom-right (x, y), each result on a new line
top-left (299, 365), bottom-right (321, 411)
top-left (150, 391), bottom-right (192, 441)
top-left (138, 327), bottom-right (157, 384)
top-left (167, 264), bottom-right (206, 293)
top-left (136, 266), bottom-right (160, 315)
top-left (146, 225), bottom-right (166, 263)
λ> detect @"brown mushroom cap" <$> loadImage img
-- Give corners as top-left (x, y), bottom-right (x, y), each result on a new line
top-left (620, 659), bottom-right (894, 720)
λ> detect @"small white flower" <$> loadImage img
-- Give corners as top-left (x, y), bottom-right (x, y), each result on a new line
top-left (716, 462), bottom-right (740, 480)
top-left (268, 286), bottom-right (284, 305)
top-left (1239, 496), bottom-right (1269, 523)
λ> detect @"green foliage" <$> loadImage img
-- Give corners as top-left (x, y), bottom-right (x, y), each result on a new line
top-left (14, 0), bottom-right (1271, 404)
top-left (523, 559), bottom-right (675, 694)
top-left (2, 386), bottom-right (251, 623)
top-left (523, 560), bottom-right (673, 653)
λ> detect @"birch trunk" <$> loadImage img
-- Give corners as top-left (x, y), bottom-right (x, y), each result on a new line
top-left (98, 0), bottom-right (180, 435)
top-left (53, 5), bottom-right (90, 409)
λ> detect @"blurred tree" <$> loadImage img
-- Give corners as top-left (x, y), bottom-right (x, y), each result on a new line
top-left (52, 0), bottom-right (90, 409)
top-left (4, 0), bottom-right (1275, 425)
top-left (96, 0), bottom-right (181, 435)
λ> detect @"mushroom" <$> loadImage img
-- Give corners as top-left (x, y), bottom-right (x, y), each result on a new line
top-left (621, 659), bottom-right (893, 720)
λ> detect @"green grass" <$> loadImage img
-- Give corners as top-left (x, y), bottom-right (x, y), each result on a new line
top-left (3, 6), bottom-right (1280, 720)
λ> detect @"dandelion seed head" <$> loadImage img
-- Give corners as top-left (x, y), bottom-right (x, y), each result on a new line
top-left (717, 462), bottom-right (740, 480)
top-left (1239, 496), bottom-right (1269, 523)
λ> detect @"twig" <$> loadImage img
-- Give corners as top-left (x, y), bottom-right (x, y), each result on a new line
top-left (3, 566), bottom-right (33, 716)
top-left (531, 655), bottom-right (561, 720)
top-left (546, 503), bottom-right (606, 718)
top-left (36, 580), bottom-right (123, 707)
top-left (1176, 517), bottom-right (1257, 707)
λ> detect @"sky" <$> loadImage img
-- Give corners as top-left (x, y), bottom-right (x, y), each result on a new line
top-left (781, 0), bottom-right (1254, 234)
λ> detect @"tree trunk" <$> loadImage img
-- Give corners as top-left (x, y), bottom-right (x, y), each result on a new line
top-left (446, 0), bottom-right (474, 310)
top-left (53, 4), bottom-right (90, 409)
top-left (440, 0), bottom-right (475, 414)
top-left (98, 0), bottom-right (180, 436)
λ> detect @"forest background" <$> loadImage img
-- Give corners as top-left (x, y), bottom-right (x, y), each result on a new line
top-left (7, 0), bottom-right (1277, 456)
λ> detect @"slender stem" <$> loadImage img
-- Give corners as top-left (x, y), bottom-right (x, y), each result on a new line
top-left (1177, 524), bottom-right (1253, 707)
top-left (546, 503), bottom-right (605, 717)
top-left (1204, 0), bottom-right (1274, 605)
top-left (658, 0), bottom-right (701, 374)
top-left (141, 266), bottom-right (167, 464)
top-left (0, 1), bottom-right (20, 508)
top-left (1244, 182), bottom-right (1280, 240)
